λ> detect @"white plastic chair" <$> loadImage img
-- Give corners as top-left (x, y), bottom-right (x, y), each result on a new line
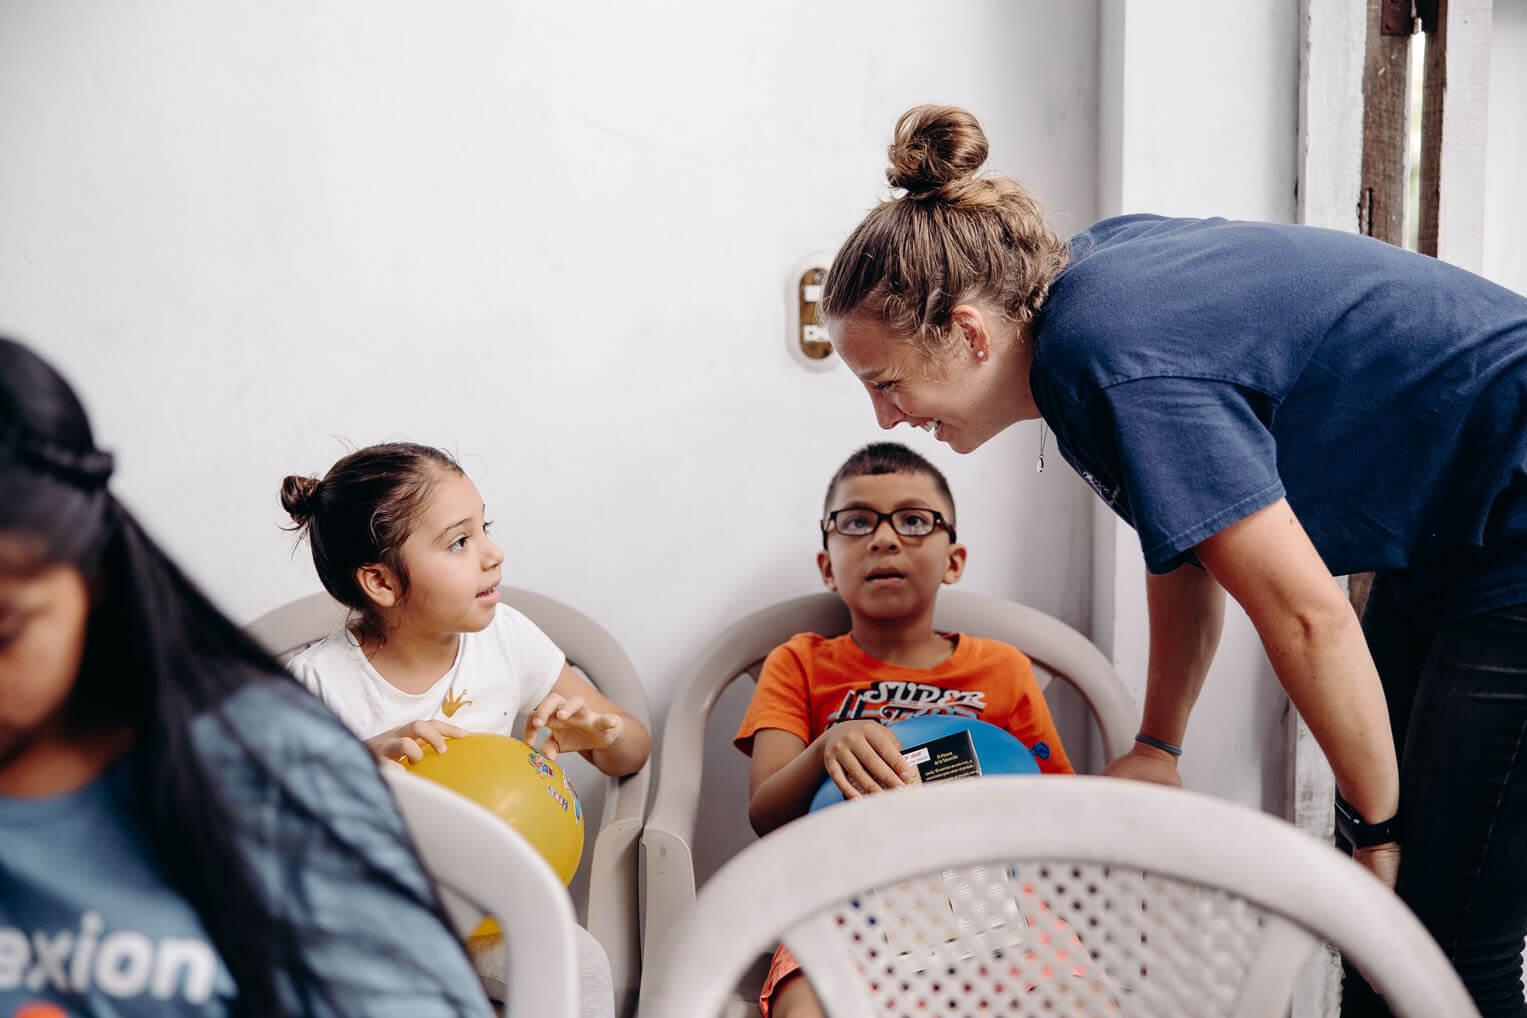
top-left (381, 767), bottom-right (578, 1016)
top-left (246, 588), bottom-right (652, 1018)
top-left (638, 589), bottom-right (1138, 1013)
top-left (640, 775), bottom-right (1479, 1018)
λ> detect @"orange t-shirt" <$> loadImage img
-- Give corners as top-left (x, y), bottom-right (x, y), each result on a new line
top-left (734, 631), bottom-right (1074, 774)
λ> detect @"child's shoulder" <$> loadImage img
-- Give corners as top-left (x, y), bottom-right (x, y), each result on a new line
top-left (949, 633), bottom-right (1035, 670)
top-left (285, 626), bottom-right (362, 678)
top-left (457, 603), bottom-right (566, 686)
top-left (768, 630), bottom-right (852, 660)
top-left (948, 632), bottom-right (1028, 655)
top-left (471, 601), bottom-right (557, 649)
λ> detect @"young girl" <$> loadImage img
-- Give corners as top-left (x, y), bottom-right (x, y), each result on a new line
top-left (279, 441), bottom-right (649, 777)
top-left (279, 442), bottom-right (651, 1017)
top-left (0, 338), bottom-right (491, 1017)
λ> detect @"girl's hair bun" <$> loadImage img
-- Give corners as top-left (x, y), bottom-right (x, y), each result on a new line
top-left (280, 474), bottom-right (320, 525)
top-left (886, 104), bottom-right (990, 197)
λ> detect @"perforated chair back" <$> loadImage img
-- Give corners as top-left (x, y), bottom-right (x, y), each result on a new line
top-left (640, 776), bottom-right (1478, 1018)
top-left (382, 767), bottom-right (578, 1016)
top-left (639, 589), bottom-right (1137, 1010)
top-left (246, 589), bottom-right (651, 1018)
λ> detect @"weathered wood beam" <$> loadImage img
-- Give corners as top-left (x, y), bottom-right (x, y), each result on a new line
top-left (1358, 0), bottom-right (1414, 246)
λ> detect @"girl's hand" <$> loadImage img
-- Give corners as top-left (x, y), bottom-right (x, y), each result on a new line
top-left (820, 720), bottom-right (914, 798)
top-left (365, 719), bottom-right (469, 764)
top-left (526, 693), bottom-right (623, 761)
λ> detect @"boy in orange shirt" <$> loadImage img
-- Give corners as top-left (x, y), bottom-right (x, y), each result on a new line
top-left (734, 442), bottom-right (1073, 1018)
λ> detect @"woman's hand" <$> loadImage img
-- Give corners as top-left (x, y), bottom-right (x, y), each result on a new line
top-left (820, 720), bottom-right (914, 798)
top-left (364, 718), bottom-right (469, 764)
top-left (1102, 743), bottom-right (1183, 788)
top-left (1347, 840), bottom-right (1402, 996)
top-left (526, 693), bottom-right (623, 761)
top-left (1353, 841), bottom-right (1401, 890)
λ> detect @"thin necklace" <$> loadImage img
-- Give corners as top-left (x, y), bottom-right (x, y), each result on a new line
top-left (1036, 419), bottom-right (1047, 473)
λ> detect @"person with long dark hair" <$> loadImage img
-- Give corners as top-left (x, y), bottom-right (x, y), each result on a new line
top-left (0, 335), bottom-right (493, 1016)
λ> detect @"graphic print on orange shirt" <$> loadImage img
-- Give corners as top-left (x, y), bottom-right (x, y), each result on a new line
top-left (827, 680), bottom-right (986, 726)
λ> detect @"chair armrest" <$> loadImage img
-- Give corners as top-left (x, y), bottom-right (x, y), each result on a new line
top-left (495, 585), bottom-right (652, 1018)
top-left (638, 593), bottom-right (851, 1007)
top-left (382, 768), bottom-right (579, 1016)
top-left (638, 822), bottom-right (700, 1000)
top-left (588, 814), bottom-right (644, 1018)
top-left (934, 589), bottom-right (1138, 762)
top-left (605, 762), bottom-right (650, 826)
top-left (638, 720), bottom-right (706, 983)
top-left (589, 764), bottom-right (649, 1017)
top-left (636, 672), bottom-right (713, 1005)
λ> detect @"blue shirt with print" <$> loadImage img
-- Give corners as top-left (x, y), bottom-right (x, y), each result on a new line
top-left (0, 681), bottom-right (492, 1017)
top-left (1031, 214), bottom-right (1527, 622)
top-left (0, 761), bottom-right (237, 1015)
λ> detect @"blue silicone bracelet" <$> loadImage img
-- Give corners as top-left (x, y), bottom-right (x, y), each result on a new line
top-left (1135, 732), bottom-right (1183, 757)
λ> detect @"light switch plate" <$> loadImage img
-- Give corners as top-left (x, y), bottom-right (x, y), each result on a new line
top-left (787, 252), bottom-right (836, 370)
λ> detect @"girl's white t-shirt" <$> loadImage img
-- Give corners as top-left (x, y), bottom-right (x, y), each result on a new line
top-left (287, 604), bottom-right (565, 740)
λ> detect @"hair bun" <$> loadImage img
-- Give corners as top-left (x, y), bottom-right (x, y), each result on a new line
top-left (280, 474), bottom-right (320, 524)
top-left (886, 104), bottom-right (990, 198)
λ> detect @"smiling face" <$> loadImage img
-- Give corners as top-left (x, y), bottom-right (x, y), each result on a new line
top-left (817, 471), bottom-right (966, 627)
top-left (379, 470), bottom-right (504, 638)
top-left (829, 308), bottom-right (1036, 454)
top-left (0, 556), bottom-right (91, 780)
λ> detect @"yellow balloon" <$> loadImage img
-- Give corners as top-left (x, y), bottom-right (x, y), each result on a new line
top-left (404, 733), bottom-right (585, 890)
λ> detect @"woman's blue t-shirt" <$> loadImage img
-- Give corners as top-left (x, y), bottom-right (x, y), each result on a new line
top-left (1031, 214), bottom-right (1527, 623)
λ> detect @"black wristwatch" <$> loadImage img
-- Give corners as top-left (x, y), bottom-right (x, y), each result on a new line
top-left (1334, 792), bottom-right (1400, 849)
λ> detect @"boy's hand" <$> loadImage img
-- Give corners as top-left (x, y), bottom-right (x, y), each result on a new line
top-left (820, 720), bottom-right (916, 798)
top-left (365, 719), bottom-right (469, 764)
top-left (527, 693), bottom-right (623, 761)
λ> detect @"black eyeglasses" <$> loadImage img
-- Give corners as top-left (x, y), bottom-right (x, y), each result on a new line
top-left (820, 507), bottom-right (956, 545)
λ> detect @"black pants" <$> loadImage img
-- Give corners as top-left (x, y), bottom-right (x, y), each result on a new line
top-left (1342, 577), bottom-right (1527, 1017)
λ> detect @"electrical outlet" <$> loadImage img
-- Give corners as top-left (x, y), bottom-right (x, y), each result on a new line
top-left (787, 253), bottom-right (836, 369)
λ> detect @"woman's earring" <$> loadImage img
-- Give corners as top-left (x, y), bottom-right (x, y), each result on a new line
top-left (976, 349), bottom-right (987, 360)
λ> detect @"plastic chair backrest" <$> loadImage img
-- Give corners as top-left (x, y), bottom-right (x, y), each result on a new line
top-left (640, 776), bottom-right (1479, 1018)
top-left (381, 767), bottom-right (579, 1016)
top-left (246, 589), bottom-right (651, 1018)
top-left (638, 589), bottom-right (1137, 1009)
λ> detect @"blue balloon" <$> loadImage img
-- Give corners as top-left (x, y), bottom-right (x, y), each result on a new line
top-left (808, 715), bottom-right (1041, 813)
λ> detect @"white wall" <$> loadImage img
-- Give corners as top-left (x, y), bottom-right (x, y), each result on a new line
top-left (0, 2), bottom-right (1100, 733)
top-left (1097, 0), bottom-right (1300, 812)
top-left (1484, 0), bottom-right (1527, 294)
